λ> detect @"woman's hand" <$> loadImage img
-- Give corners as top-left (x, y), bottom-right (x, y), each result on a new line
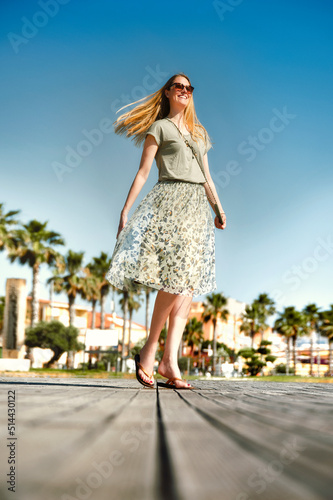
top-left (214, 212), bottom-right (226, 230)
top-left (117, 211), bottom-right (128, 238)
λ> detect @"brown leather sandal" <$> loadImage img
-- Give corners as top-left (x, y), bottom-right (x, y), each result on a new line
top-left (157, 377), bottom-right (196, 389)
top-left (134, 354), bottom-right (155, 388)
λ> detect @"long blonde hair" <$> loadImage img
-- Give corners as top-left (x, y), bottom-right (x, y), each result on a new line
top-left (113, 73), bottom-right (210, 147)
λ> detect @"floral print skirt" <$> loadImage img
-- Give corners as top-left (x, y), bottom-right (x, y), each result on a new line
top-left (105, 180), bottom-right (216, 297)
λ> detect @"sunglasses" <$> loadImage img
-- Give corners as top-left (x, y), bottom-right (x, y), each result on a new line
top-left (169, 82), bottom-right (194, 94)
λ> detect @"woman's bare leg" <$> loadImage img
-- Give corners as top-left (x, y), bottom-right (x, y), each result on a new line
top-left (158, 295), bottom-right (193, 388)
top-left (138, 290), bottom-right (179, 384)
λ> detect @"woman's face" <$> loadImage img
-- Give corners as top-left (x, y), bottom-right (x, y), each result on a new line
top-left (165, 75), bottom-right (192, 111)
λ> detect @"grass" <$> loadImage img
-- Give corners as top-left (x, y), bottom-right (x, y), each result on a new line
top-left (0, 368), bottom-right (331, 383)
top-left (1, 368), bottom-right (201, 380)
top-left (0, 368), bottom-right (125, 379)
top-left (245, 375), bottom-right (333, 383)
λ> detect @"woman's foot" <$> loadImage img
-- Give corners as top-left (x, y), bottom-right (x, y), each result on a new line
top-left (158, 357), bottom-right (193, 388)
top-left (137, 344), bottom-right (157, 385)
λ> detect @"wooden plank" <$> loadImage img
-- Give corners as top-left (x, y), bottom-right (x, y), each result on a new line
top-left (157, 387), bottom-right (321, 500)
top-left (196, 382), bottom-right (333, 440)
top-left (1, 378), bottom-right (333, 500)
top-left (173, 387), bottom-right (333, 499)
top-left (0, 379), bottom-right (158, 500)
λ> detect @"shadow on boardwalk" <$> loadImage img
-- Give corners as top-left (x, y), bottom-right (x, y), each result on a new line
top-left (0, 378), bottom-right (332, 500)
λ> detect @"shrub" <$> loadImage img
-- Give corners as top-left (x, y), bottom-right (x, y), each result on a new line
top-left (25, 320), bottom-right (84, 368)
top-left (275, 363), bottom-right (294, 374)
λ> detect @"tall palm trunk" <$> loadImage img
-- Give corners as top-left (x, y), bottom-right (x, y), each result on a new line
top-left (212, 319), bottom-right (217, 375)
top-left (68, 295), bottom-right (75, 326)
top-left (310, 330), bottom-right (314, 376)
top-left (67, 294), bottom-right (75, 369)
top-left (121, 291), bottom-right (128, 372)
top-left (286, 337), bottom-right (290, 375)
top-left (100, 292), bottom-right (106, 329)
top-left (49, 279), bottom-right (54, 320)
top-left (31, 263), bottom-right (40, 327)
top-left (145, 289), bottom-right (150, 339)
top-left (292, 334), bottom-right (297, 376)
top-left (128, 309), bottom-right (133, 356)
top-left (317, 331), bottom-right (321, 377)
top-left (190, 343), bottom-right (194, 357)
top-left (91, 298), bottom-right (97, 329)
top-left (329, 339), bottom-right (333, 376)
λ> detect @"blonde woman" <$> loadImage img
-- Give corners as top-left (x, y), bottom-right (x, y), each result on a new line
top-left (106, 73), bottom-right (226, 389)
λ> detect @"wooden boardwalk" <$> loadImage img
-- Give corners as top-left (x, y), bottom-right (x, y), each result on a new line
top-left (0, 377), bottom-right (332, 500)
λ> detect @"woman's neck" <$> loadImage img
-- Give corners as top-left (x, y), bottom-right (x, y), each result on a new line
top-left (166, 110), bottom-right (186, 128)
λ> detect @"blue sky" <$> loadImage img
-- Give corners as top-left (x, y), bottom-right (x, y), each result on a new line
top-left (1, 0), bottom-right (332, 326)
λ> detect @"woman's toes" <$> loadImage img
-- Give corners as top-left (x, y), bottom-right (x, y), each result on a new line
top-left (174, 379), bottom-right (191, 389)
top-left (139, 367), bottom-right (153, 384)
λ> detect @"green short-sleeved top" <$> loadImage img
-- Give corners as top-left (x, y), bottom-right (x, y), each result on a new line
top-left (145, 118), bottom-right (212, 183)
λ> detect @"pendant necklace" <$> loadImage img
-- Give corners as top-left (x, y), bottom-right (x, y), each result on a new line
top-left (166, 117), bottom-right (196, 159)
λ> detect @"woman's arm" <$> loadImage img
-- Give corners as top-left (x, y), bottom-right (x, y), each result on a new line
top-left (117, 134), bottom-right (158, 238)
top-left (202, 153), bottom-right (226, 230)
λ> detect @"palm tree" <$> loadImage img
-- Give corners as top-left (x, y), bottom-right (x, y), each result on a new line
top-left (274, 306), bottom-right (308, 376)
top-left (202, 292), bottom-right (229, 375)
top-left (319, 305), bottom-right (333, 376)
top-left (120, 290), bottom-right (143, 356)
top-left (254, 293), bottom-right (276, 343)
top-left (274, 317), bottom-right (292, 375)
top-left (240, 302), bottom-right (261, 349)
top-left (302, 303), bottom-right (320, 376)
top-left (7, 220), bottom-right (65, 327)
top-left (48, 250), bottom-right (85, 326)
top-left (118, 289), bottom-right (128, 372)
top-left (47, 250), bottom-right (86, 368)
top-left (86, 252), bottom-right (112, 329)
top-left (143, 285), bottom-right (155, 339)
top-left (81, 267), bottom-right (101, 329)
top-left (0, 203), bottom-right (20, 253)
top-left (184, 317), bottom-right (204, 356)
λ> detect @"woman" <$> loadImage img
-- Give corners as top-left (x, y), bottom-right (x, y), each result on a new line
top-left (106, 73), bottom-right (226, 389)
